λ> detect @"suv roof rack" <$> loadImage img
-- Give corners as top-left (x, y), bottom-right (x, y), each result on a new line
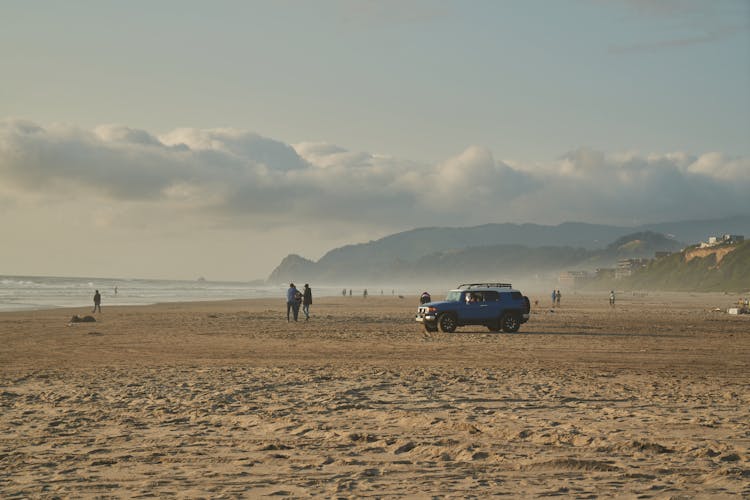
top-left (457, 283), bottom-right (513, 290)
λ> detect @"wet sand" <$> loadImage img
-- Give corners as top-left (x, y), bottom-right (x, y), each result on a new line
top-left (1, 292), bottom-right (749, 497)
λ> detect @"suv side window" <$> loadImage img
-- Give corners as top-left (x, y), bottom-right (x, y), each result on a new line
top-left (483, 291), bottom-right (500, 301)
top-left (510, 291), bottom-right (522, 300)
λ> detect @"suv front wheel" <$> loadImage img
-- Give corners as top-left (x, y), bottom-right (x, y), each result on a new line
top-left (423, 321), bottom-right (438, 333)
top-left (438, 313), bottom-right (457, 333)
top-left (500, 313), bottom-right (521, 333)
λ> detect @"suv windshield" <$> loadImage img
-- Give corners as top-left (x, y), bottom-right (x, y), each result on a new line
top-left (446, 291), bottom-right (462, 302)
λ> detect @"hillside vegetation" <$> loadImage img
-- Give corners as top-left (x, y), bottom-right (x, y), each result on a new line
top-left (616, 241), bottom-right (750, 293)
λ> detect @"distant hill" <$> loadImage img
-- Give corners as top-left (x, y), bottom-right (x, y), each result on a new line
top-left (308, 216), bottom-right (749, 273)
top-left (610, 241), bottom-right (750, 293)
top-left (601, 231), bottom-right (684, 258)
top-left (266, 216), bottom-right (750, 285)
top-left (267, 216), bottom-right (749, 287)
top-left (268, 254), bottom-right (316, 284)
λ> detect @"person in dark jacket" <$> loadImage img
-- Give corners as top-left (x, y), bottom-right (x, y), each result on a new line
top-left (92, 290), bottom-right (101, 313)
top-left (302, 284), bottom-right (313, 320)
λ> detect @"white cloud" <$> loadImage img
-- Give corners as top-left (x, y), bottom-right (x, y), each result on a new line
top-left (160, 128), bottom-right (309, 172)
top-left (94, 124), bottom-right (163, 146)
top-left (533, 148), bottom-right (749, 224)
top-left (687, 152), bottom-right (750, 180)
top-left (0, 119), bottom-right (747, 234)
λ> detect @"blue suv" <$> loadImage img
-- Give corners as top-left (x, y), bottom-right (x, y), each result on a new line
top-left (416, 283), bottom-right (531, 333)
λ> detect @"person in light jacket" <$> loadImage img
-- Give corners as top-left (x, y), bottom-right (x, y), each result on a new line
top-left (286, 283), bottom-right (301, 322)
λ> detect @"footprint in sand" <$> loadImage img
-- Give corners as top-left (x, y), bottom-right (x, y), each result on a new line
top-left (394, 442), bottom-right (416, 454)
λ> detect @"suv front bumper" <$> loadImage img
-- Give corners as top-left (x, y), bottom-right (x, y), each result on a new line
top-left (415, 312), bottom-right (436, 323)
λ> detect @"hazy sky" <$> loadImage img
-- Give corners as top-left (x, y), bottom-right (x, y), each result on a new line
top-left (1, 0), bottom-right (749, 281)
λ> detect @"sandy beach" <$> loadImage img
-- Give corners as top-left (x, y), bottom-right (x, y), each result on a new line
top-left (1, 292), bottom-right (749, 498)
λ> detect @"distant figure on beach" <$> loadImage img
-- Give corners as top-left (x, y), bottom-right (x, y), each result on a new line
top-left (349, 289), bottom-right (352, 297)
top-left (342, 288), bottom-right (346, 297)
top-left (551, 290), bottom-right (557, 307)
top-left (92, 290), bottom-right (101, 313)
top-left (363, 289), bottom-right (368, 299)
top-left (302, 284), bottom-right (312, 321)
top-left (556, 290), bottom-right (561, 307)
top-left (420, 291), bottom-right (431, 304)
top-left (114, 285), bottom-right (118, 295)
top-left (286, 283), bottom-right (301, 322)
top-left (609, 290), bottom-right (616, 307)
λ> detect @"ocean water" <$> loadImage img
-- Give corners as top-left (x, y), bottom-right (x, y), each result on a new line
top-left (0, 275), bottom-right (342, 312)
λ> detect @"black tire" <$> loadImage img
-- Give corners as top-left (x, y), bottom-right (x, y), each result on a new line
top-left (523, 296), bottom-right (531, 314)
top-left (423, 321), bottom-right (438, 333)
top-left (438, 313), bottom-right (457, 333)
top-left (501, 313), bottom-right (521, 333)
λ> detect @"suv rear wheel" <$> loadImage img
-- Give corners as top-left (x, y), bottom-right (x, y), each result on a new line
top-left (501, 313), bottom-right (521, 333)
top-left (438, 313), bottom-right (457, 333)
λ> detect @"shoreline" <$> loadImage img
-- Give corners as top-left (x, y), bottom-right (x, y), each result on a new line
top-left (2, 287), bottom-right (746, 314)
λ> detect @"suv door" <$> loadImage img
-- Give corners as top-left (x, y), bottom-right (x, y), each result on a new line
top-left (477, 291), bottom-right (501, 321)
top-left (461, 291), bottom-right (497, 322)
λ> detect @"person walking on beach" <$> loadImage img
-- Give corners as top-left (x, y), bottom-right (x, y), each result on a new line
top-left (286, 283), bottom-right (301, 322)
top-left (551, 289), bottom-right (557, 307)
top-left (92, 290), bottom-right (101, 313)
top-left (609, 290), bottom-right (616, 307)
top-left (302, 284), bottom-right (313, 321)
top-left (556, 289), bottom-right (561, 307)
